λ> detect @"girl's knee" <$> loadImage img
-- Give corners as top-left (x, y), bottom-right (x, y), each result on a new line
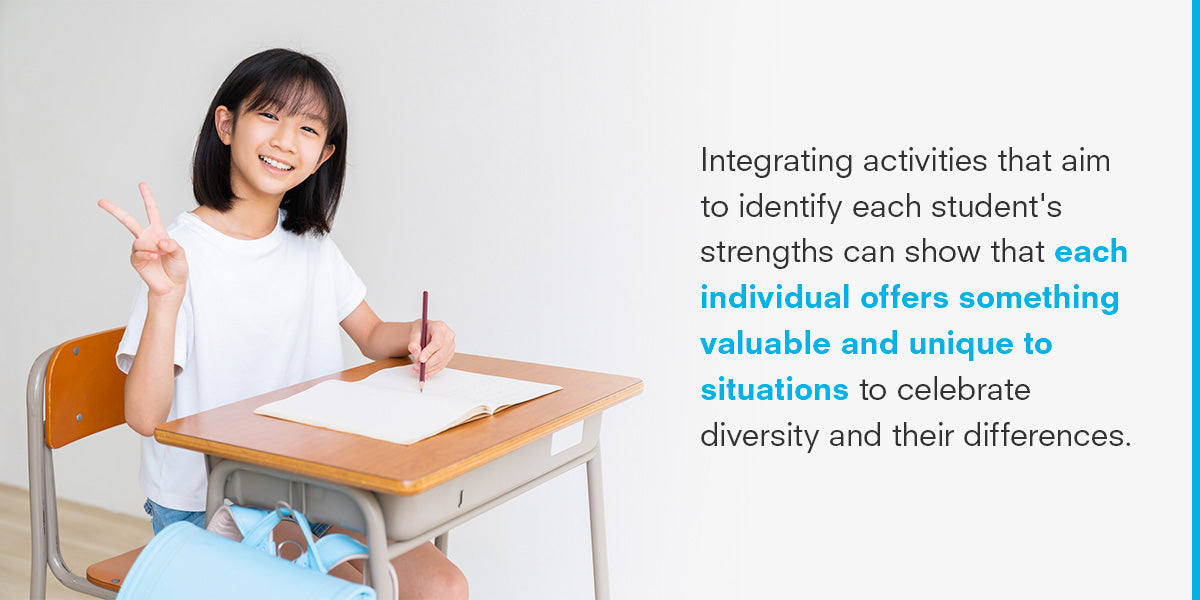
top-left (391, 542), bottom-right (468, 600)
top-left (421, 559), bottom-right (468, 600)
top-left (444, 565), bottom-right (469, 600)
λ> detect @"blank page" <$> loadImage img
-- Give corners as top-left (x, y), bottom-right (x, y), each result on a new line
top-left (254, 367), bottom-right (562, 445)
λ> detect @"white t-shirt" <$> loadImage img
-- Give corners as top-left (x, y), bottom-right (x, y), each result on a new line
top-left (116, 210), bottom-right (366, 511)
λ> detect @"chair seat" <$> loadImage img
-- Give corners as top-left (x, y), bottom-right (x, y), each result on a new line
top-left (85, 545), bottom-right (145, 592)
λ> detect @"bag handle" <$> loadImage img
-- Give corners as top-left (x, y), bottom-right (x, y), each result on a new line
top-left (238, 505), bottom-right (283, 551)
top-left (214, 501), bottom-right (401, 595)
top-left (279, 505), bottom-right (328, 573)
top-left (236, 502), bottom-right (352, 574)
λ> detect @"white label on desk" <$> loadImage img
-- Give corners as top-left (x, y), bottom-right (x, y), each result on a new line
top-left (551, 421), bottom-right (585, 455)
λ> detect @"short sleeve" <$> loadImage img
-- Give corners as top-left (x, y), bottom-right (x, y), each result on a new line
top-left (115, 282), bottom-right (191, 375)
top-left (324, 238), bottom-right (368, 321)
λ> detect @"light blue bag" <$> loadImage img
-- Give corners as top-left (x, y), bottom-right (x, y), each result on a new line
top-left (116, 504), bottom-right (377, 600)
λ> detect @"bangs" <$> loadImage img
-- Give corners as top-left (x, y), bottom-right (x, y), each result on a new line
top-left (245, 78), bottom-right (333, 125)
top-left (217, 48), bottom-right (347, 139)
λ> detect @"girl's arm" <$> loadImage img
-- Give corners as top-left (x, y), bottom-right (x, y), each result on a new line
top-left (124, 295), bottom-right (183, 436)
top-left (341, 300), bottom-right (456, 375)
top-left (99, 183), bottom-right (189, 436)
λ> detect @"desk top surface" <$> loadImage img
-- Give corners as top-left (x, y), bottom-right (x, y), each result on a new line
top-left (155, 354), bottom-right (642, 495)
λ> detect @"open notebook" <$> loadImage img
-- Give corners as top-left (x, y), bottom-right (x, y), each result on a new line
top-left (254, 367), bottom-right (562, 445)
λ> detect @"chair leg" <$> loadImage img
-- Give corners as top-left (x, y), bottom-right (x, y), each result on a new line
top-left (28, 348), bottom-right (51, 600)
top-left (29, 453), bottom-right (48, 600)
top-left (41, 448), bottom-right (116, 599)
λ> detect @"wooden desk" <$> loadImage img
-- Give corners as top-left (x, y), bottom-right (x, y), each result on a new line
top-left (156, 354), bottom-right (642, 599)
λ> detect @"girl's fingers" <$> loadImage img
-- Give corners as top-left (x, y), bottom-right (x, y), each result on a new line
top-left (424, 323), bottom-right (455, 364)
top-left (423, 325), bottom-right (454, 360)
top-left (408, 321), bottom-right (454, 374)
top-left (98, 199), bottom-right (144, 237)
top-left (418, 340), bottom-right (439, 364)
top-left (420, 353), bottom-right (442, 375)
top-left (412, 354), bottom-right (451, 375)
top-left (133, 236), bottom-right (160, 252)
top-left (426, 348), bottom-right (453, 375)
top-left (411, 345), bottom-right (445, 373)
top-left (139, 182), bottom-right (162, 226)
top-left (424, 341), bottom-right (455, 371)
top-left (410, 322), bottom-right (441, 360)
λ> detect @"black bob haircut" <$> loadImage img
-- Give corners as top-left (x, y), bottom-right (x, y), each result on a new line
top-left (192, 49), bottom-right (348, 236)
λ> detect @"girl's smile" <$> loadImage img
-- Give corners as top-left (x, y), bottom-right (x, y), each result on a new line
top-left (259, 155), bottom-right (294, 172)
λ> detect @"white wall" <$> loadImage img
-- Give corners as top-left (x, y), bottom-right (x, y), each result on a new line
top-left (2, 1), bottom-right (1189, 598)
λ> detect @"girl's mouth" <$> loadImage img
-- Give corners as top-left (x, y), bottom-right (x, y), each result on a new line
top-left (259, 155), bottom-right (294, 171)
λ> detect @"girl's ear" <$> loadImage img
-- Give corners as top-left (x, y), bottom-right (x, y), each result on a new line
top-left (214, 106), bottom-right (234, 145)
top-left (315, 144), bottom-right (336, 173)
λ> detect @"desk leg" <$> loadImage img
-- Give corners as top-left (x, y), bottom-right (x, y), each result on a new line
top-left (359, 497), bottom-right (393, 600)
top-left (587, 448), bottom-right (610, 600)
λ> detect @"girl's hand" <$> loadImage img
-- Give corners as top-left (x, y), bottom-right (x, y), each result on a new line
top-left (98, 183), bottom-right (188, 302)
top-left (410, 320), bottom-right (456, 377)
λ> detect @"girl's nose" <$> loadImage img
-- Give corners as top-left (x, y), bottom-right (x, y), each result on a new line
top-left (270, 125), bottom-right (297, 151)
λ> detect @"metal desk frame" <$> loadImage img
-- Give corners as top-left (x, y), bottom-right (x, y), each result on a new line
top-left (205, 443), bottom-right (609, 600)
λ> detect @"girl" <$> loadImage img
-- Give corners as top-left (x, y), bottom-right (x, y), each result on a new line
top-left (99, 49), bottom-right (467, 599)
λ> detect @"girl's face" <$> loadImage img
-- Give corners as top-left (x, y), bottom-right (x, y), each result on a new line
top-left (214, 98), bottom-right (335, 205)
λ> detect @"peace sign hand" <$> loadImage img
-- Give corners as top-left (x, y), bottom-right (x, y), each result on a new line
top-left (98, 183), bottom-right (188, 303)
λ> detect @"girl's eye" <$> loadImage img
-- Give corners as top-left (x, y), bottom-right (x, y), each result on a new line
top-left (301, 126), bottom-right (319, 135)
top-left (260, 112), bottom-right (277, 120)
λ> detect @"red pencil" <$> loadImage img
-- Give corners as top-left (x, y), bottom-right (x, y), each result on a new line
top-left (419, 291), bottom-right (428, 392)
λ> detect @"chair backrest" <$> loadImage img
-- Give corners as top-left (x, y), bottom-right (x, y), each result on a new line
top-left (43, 328), bottom-right (127, 448)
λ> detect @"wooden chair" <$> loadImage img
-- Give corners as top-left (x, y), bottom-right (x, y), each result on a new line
top-left (27, 328), bottom-right (144, 599)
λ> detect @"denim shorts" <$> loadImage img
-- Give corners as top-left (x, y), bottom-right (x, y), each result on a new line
top-left (143, 499), bottom-right (205, 534)
top-left (144, 499), bottom-right (331, 537)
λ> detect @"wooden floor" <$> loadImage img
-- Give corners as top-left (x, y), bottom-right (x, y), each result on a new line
top-left (1, 483), bottom-right (152, 599)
